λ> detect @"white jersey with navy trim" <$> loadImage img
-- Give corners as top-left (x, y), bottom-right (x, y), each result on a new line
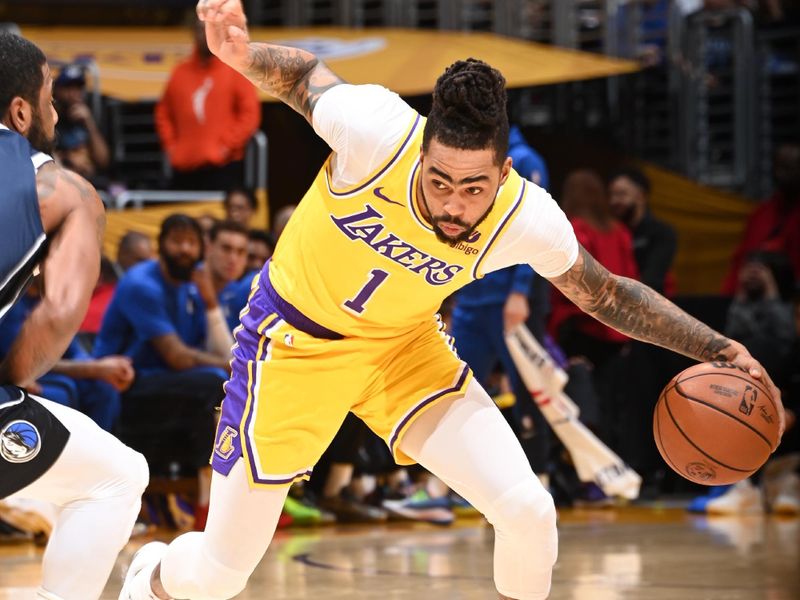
top-left (0, 123), bottom-right (53, 325)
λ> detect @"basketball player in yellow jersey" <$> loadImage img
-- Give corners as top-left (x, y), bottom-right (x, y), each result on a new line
top-left (120, 1), bottom-right (785, 598)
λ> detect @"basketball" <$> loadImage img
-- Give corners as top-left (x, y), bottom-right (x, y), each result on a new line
top-left (653, 361), bottom-right (780, 486)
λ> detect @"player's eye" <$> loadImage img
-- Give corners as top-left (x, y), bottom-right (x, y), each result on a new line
top-left (432, 180), bottom-right (448, 190)
top-left (466, 187), bottom-right (483, 196)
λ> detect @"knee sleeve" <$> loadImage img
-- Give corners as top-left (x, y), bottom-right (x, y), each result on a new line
top-left (486, 478), bottom-right (558, 600)
top-left (161, 532), bottom-right (253, 600)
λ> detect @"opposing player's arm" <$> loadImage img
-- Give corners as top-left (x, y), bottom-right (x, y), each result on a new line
top-left (547, 244), bottom-right (785, 436)
top-left (198, 0), bottom-right (343, 124)
top-left (150, 333), bottom-right (231, 373)
top-left (0, 163), bottom-right (104, 386)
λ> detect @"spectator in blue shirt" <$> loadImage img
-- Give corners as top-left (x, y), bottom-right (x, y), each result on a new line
top-left (94, 214), bottom-right (233, 530)
top-left (450, 126), bottom-right (552, 478)
top-left (0, 283), bottom-right (131, 431)
top-left (203, 220), bottom-right (253, 331)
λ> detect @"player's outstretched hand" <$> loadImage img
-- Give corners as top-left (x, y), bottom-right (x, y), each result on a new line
top-left (727, 338), bottom-right (785, 443)
top-left (197, 0), bottom-right (250, 72)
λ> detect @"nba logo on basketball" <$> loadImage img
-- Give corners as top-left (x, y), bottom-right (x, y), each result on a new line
top-left (738, 385), bottom-right (757, 416)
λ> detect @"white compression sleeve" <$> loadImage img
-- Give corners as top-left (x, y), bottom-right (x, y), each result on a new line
top-left (8, 397), bottom-right (149, 600)
top-left (398, 379), bottom-right (558, 600)
top-left (160, 459), bottom-right (289, 600)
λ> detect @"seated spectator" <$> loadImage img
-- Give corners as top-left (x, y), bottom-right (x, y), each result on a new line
top-left (117, 230), bottom-right (154, 273)
top-left (196, 213), bottom-right (218, 248)
top-left (549, 169), bottom-right (640, 366)
top-left (202, 220), bottom-right (251, 330)
top-left (247, 229), bottom-right (274, 272)
top-left (609, 166), bottom-right (677, 295)
top-left (81, 233), bottom-right (154, 335)
top-left (155, 17), bottom-right (261, 191)
top-left (723, 143), bottom-right (800, 294)
top-left (272, 204), bottom-right (296, 242)
top-left (224, 187), bottom-right (258, 228)
top-left (0, 282), bottom-right (131, 431)
top-left (94, 214), bottom-right (233, 530)
top-left (53, 63), bottom-right (110, 188)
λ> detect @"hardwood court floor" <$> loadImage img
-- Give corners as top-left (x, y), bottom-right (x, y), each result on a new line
top-left (1, 507), bottom-right (798, 599)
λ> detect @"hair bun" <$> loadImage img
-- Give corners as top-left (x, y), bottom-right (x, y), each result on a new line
top-left (433, 59), bottom-right (507, 128)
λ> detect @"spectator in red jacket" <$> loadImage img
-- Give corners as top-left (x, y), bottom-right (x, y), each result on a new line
top-left (722, 143), bottom-right (800, 294)
top-left (549, 169), bottom-right (640, 366)
top-left (155, 17), bottom-right (261, 191)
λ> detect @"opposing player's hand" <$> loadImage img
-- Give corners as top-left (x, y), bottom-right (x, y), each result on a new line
top-left (727, 339), bottom-right (785, 443)
top-left (197, 0), bottom-right (250, 71)
top-left (503, 292), bottom-right (530, 333)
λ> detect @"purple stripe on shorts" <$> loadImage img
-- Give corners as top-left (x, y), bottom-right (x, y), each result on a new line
top-left (260, 260), bottom-right (343, 340)
top-left (328, 114), bottom-right (421, 197)
top-left (389, 364), bottom-right (470, 454)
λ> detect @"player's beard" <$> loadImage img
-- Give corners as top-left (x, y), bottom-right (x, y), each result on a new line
top-left (28, 107), bottom-right (56, 156)
top-left (419, 184), bottom-right (495, 244)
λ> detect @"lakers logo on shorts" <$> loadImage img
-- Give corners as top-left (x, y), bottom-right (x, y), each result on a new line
top-left (214, 426), bottom-right (238, 460)
top-left (0, 420), bottom-right (41, 463)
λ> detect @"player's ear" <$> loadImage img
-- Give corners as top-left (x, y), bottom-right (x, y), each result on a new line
top-left (7, 96), bottom-right (33, 137)
top-left (499, 156), bottom-right (513, 185)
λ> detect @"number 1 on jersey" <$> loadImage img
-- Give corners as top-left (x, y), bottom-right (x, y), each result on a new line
top-left (344, 269), bottom-right (389, 315)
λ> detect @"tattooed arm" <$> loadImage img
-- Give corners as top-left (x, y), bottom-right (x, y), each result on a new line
top-left (549, 245), bottom-right (785, 436)
top-left (198, 0), bottom-right (343, 124)
top-left (0, 162), bottom-right (104, 386)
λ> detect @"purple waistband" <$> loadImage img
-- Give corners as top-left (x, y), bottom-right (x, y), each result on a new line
top-left (260, 261), bottom-right (344, 340)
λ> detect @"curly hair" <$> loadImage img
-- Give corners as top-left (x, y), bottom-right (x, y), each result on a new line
top-left (0, 33), bottom-right (46, 116)
top-left (422, 58), bottom-right (509, 166)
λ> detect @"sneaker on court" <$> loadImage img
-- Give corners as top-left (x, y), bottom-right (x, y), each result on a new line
top-left (770, 472), bottom-right (800, 515)
top-left (118, 541), bottom-right (167, 600)
top-left (0, 499), bottom-right (54, 540)
top-left (687, 485), bottom-right (732, 513)
top-left (283, 495), bottom-right (336, 526)
top-left (706, 479), bottom-right (764, 515)
top-left (318, 493), bottom-right (388, 523)
top-left (382, 490), bottom-right (455, 526)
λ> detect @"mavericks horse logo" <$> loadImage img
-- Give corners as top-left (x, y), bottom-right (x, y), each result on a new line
top-left (0, 420), bottom-right (41, 463)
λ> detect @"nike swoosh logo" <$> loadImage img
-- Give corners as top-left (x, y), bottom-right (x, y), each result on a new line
top-left (373, 187), bottom-right (403, 206)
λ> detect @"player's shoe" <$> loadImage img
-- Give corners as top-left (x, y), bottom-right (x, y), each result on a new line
top-left (283, 495), bottom-right (336, 526)
top-left (382, 490), bottom-right (455, 526)
top-left (687, 485), bottom-right (732, 513)
top-left (0, 499), bottom-right (55, 544)
top-left (118, 541), bottom-right (168, 600)
top-left (770, 472), bottom-right (800, 515)
top-left (706, 479), bottom-right (764, 515)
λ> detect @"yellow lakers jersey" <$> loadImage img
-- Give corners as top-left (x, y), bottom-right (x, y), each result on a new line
top-left (269, 113), bottom-right (528, 338)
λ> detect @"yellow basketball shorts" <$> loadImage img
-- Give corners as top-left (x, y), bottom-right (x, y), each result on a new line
top-left (211, 275), bottom-right (472, 488)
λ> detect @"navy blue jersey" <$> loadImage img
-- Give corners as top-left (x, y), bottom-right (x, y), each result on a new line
top-left (0, 124), bottom-right (51, 325)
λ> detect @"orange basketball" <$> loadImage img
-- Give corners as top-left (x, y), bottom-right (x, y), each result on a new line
top-left (653, 361), bottom-right (780, 485)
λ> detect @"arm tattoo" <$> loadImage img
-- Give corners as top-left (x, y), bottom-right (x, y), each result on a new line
top-left (550, 246), bottom-right (732, 362)
top-left (245, 44), bottom-right (343, 122)
top-left (37, 164), bottom-right (104, 247)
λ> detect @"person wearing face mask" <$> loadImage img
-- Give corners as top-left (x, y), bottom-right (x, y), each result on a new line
top-left (93, 214), bottom-right (232, 532)
top-left (608, 166), bottom-right (677, 296)
top-left (723, 143), bottom-right (800, 294)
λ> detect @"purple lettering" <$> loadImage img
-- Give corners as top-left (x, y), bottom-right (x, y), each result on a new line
top-left (330, 204), bottom-right (383, 240)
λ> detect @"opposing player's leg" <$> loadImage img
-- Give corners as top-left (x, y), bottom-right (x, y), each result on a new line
top-left (398, 378), bottom-right (558, 600)
top-left (5, 396), bottom-right (149, 600)
top-left (121, 459), bottom-right (288, 600)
